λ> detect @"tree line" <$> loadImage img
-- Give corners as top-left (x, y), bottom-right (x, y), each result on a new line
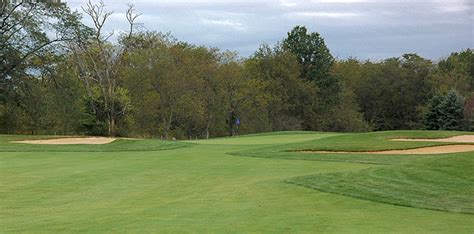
top-left (1, 1), bottom-right (472, 139)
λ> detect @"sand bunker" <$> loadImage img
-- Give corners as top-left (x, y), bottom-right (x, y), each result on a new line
top-left (392, 135), bottom-right (474, 143)
top-left (306, 144), bottom-right (474, 155)
top-left (13, 137), bottom-right (116, 145)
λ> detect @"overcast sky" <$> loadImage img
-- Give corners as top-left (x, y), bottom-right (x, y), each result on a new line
top-left (66, 0), bottom-right (473, 60)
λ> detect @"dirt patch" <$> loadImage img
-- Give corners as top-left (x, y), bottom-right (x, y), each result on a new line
top-left (392, 135), bottom-right (474, 143)
top-left (12, 137), bottom-right (117, 145)
top-left (304, 145), bottom-right (474, 155)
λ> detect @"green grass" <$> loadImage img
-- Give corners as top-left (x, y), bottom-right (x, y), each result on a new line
top-left (288, 152), bottom-right (474, 214)
top-left (0, 135), bottom-right (191, 152)
top-left (1, 131), bottom-right (473, 232)
top-left (185, 131), bottom-right (339, 145)
top-left (232, 131), bottom-right (474, 165)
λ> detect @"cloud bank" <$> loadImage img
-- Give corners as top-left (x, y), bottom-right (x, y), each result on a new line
top-left (66, 0), bottom-right (474, 60)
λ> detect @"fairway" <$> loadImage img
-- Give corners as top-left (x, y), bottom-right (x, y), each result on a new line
top-left (185, 131), bottom-right (339, 145)
top-left (2, 0), bottom-right (473, 232)
top-left (1, 131), bottom-right (474, 232)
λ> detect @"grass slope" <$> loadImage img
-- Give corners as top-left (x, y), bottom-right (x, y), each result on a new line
top-left (186, 131), bottom-right (339, 145)
top-left (288, 152), bottom-right (474, 214)
top-left (231, 131), bottom-right (474, 213)
top-left (232, 130), bottom-right (474, 165)
top-left (1, 131), bottom-right (473, 232)
top-left (0, 135), bottom-right (191, 152)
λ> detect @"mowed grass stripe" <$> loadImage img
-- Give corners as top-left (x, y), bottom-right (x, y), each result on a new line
top-left (1, 131), bottom-right (474, 232)
top-left (230, 130), bottom-right (474, 214)
top-left (0, 145), bottom-right (373, 232)
top-left (187, 131), bottom-right (340, 145)
top-left (287, 152), bottom-right (474, 214)
top-left (231, 130), bottom-right (474, 165)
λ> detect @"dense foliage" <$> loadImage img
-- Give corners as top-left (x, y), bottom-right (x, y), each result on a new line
top-left (424, 90), bottom-right (465, 130)
top-left (0, 2), bottom-right (472, 138)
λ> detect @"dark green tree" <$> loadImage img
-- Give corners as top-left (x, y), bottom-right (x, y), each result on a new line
top-left (283, 26), bottom-right (343, 130)
top-left (282, 26), bottom-right (334, 82)
top-left (424, 89), bottom-right (465, 130)
top-left (424, 94), bottom-right (444, 130)
top-left (439, 89), bottom-right (465, 130)
top-left (346, 54), bottom-right (433, 130)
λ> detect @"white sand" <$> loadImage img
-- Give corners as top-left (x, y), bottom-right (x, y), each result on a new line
top-left (307, 144), bottom-right (474, 155)
top-left (12, 137), bottom-right (116, 145)
top-left (391, 135), bottom-right (474, 143)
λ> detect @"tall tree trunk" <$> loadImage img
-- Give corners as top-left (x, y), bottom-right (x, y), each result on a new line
top-left (109, 90), bottom-right (116, 136)
top-left (205, 112), bottom-right (212, 139)
top-left (107, 114), bottom-right (112, 136)
top-left (110, 117), bottom-right (115, 136)
top-left (163, 109), bottom-right (173, 140)
top-left (228, 108), bottom-right (236, 136)
top-left (166, 111), bottom-right (173, 140)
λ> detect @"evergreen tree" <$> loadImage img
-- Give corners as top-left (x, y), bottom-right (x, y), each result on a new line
top-left (424, 95), bottom-right (444, 130)
top-left (439, 89), bottom-right (464, 130)
top-left (424, 89), bottom-right (465, 130)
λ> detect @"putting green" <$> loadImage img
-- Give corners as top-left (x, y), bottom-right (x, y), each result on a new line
top-left (1, 131), bottom-right (473, 232)
top-left (187, 131), bottom-right (340, 145)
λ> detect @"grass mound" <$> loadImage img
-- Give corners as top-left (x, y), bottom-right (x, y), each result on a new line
top-left (287, 152), bottom-right (474, 214)
top-left (0, 135), bottom-right (191, 152)
top-left (231, 130), bottom-right (474, 165)
top-left (1, 130), bottom-right (473, 232)
top-left (231, 130), bottom-right (474, 214)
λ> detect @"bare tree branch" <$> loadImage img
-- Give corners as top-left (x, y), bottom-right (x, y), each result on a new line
top-left (126, 3), bottom-right (142, 38)
top-left (0, 2), bottom-right (23, 31)
top-left (81, 0), bottom-right (113, 43)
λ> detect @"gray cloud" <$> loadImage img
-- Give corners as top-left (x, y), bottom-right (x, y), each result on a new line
top-left (65, 0), bottom-right (474, 60)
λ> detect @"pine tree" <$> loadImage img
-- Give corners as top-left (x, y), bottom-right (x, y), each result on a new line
top-left (424, 95), bottom-right (444, 130)
top-left (439, 89), bottom-right (464, 130)
top-left (425, 89), bottom-right (465, 130)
